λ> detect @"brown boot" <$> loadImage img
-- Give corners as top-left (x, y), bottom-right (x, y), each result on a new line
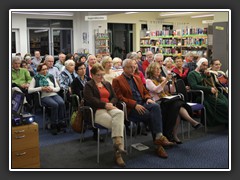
top-left (115, 151), bottom-right (126, 167)
top-left (154, 135), bottom-right (175, 147)
top-left (157, 145), bottom-right (168, 158)
top-left (113, 137), bottom-right (127, 154)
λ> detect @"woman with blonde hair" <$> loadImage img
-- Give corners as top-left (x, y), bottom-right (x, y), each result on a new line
top-left (146, 62), bottom-right (201, 143)
top-left (101, 56), bottom-right (118, 84)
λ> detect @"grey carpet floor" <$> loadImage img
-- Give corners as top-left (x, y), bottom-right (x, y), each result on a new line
top-left (39, 125), bottom-right (229, 169)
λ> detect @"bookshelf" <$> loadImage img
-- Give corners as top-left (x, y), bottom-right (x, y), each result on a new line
top-left (95, 30), bottom-right (110, 57)
top-left (140, 27), bottom-right (208, 58)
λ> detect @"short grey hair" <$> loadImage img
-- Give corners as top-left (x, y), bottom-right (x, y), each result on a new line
top-left (122, 59), bottom-right (133, 68)
top-left (128, 52), bottom-right (139, 60)
top-left (64, 59), bottom-right (75, 67)
top-left (154, 53), bottom-right (164, 60)
top-left (12, 56), bottom-right (21, 63)
top-left (44, 55), bottom-right (54, 62)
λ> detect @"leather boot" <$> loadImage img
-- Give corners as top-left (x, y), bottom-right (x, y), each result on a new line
top-left (113, 137), bottom-right (127, 154)
top-left (115, 151), bottom-right (126, 167)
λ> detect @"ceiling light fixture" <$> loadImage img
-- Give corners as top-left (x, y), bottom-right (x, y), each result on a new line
top-left (160, 12), bottom-right (194, 16)
top-left (191, 14), bottom-right (214, 18)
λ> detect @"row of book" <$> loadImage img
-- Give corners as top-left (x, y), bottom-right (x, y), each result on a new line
top-left (146, 27), bottom-right (208, 37)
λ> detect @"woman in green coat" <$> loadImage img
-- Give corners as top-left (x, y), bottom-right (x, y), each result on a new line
top-left (187, 58), bottom-right (228, 127)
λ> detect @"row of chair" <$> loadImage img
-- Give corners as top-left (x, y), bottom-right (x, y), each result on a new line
top-left (32, 79), bottom-right (207, 163)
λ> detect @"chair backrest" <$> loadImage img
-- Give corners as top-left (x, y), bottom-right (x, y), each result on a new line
top-left (175, 79), bottom-right (188, 102)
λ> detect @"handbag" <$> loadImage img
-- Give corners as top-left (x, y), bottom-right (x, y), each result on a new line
top-left (70, 99), bottom-right (85, 133)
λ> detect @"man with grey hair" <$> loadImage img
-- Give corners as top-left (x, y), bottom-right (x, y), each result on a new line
top-left (12, 56), bottom-right (33, 112)
top-left (45, 55), bottom-right (60, 81)
top-left (54, 53), bottom-right (66, 72)
top-left (142, 51), bottom-right (154, 73)
top-left (113, 59), bottom-right (175, 159)
top-left (183, 52), bottom-right (197, 72)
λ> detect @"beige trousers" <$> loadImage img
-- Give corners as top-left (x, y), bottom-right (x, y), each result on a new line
top-left (95, 108), bottom-right (124, 138)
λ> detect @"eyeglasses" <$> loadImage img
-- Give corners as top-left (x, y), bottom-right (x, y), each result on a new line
top-left (41, 68), bottom-right (48, 71)
top-left (125, 66), bottom-right (135, 69)
top-left (78, 67), bottom-right (86, 70)
top-left (95, 73), bottom-right (105, 77)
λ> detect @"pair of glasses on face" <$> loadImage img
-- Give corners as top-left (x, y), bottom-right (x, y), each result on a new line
top-left (78, 67), bottom-right (86, 71)
top-left (41, 68), bottom-right (48, 71)
top-left (95, 73), bottom-right (105, 77)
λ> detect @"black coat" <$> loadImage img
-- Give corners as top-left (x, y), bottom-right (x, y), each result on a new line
top-left (71, 75), bottom-right (91, 99)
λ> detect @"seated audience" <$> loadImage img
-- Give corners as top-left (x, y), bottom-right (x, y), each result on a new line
top-left (142, 51), bottom-right (154, 73)
top-left (112, 59), bottom-right (175, 159)
top-left (172, 56), bottom-right (190, 89)
top-left (45, 55), bottom-right (60, 81)
top-left (154, 53), bottom-right (166, 77)
top-left (59, 60), bottom-right (77, 100)
top-left (71, 62), bottom-right (91, 99)
top-left (145, 62), bottom-right (202, 143)
top-left (112, 57), bottom-right (123, 76)
top-left (12, 56), bottom-right (33, 110)
top-left (21, 60), bottom-right (34, 77)
top-left (28, 63), bottom-right (66, 135)
top-left (54, 53), bottom-right (66, 72)
top-left (83, 63), bottom-right (126, 167)
top-left (208, 59), bottom-right (228, 97)
top-left (162, 57), bottom-right (175, 76)
top-left (187, 58), bottom-right (228, 127)
top-left (183, 52), bottom-right (197, 72)
top-left (86, 55), bottom-right (97, 78)
top-left (101, 56), bottom-right (118, 84)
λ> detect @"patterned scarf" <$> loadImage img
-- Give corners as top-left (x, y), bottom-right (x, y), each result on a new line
top-left (152, 78), bottom-right (171, 98)
top-left (35, 73), bottom-right (51, 87)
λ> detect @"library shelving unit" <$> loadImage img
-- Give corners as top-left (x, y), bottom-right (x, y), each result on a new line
top-left (95, 30), bottom-right (110, 57)
top-left (140, 28), bottom-right (208, 58)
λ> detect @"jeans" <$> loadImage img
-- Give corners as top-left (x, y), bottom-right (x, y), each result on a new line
top-left (128, 102), bottom-right (163, 135)
top-left (41, 95), bottom-right (66, 124)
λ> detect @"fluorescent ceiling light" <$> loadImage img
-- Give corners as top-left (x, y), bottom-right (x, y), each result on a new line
top-left (125, 12), bottom-right (138, 14)
top-left (160, 12), bottom-right (194, 16)
top-left (191, 14), bottom-right (214, 18)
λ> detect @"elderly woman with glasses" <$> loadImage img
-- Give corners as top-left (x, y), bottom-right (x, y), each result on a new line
top-left (83, 63), bottom-right (126, 167)
top-left (28, 63), bottom-right (66, 135)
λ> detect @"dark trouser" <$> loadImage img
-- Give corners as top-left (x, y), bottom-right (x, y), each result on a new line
top-left (128, 102), bottom-right (163, 140)
top-left (41, 95), bottom-right (66, 124)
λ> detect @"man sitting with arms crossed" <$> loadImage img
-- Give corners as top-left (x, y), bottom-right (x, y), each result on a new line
top-left (112, 59), bottom-right (175, 158)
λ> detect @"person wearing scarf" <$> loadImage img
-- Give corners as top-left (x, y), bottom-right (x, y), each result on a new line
top-left (28, 63), bottom-right (66, 135)
top-left (187, 58), bottom-right (228, 127)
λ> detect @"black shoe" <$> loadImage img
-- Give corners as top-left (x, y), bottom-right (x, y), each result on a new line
top-left (192, 123), bottom-right (202, 129)
top-left (172, 139), bottom-right (183, 144)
